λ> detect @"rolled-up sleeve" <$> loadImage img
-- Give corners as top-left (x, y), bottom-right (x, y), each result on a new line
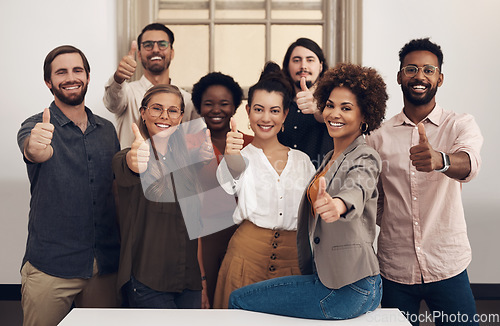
top-left (451, 114), bottom-right (483, 183)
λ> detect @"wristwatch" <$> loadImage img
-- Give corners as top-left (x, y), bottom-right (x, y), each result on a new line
top-left (435, 151), bottom-right (450, 172)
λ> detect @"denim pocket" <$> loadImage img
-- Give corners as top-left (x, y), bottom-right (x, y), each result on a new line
top-left (319, 276), bottom-right (379, 320)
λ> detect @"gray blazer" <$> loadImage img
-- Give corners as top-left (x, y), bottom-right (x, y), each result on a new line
top-left (296, 135), bottom-right (381, 289)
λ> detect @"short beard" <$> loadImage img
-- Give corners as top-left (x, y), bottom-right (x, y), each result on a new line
top-left (142, 56), bottom-right (171, 75)
top-left (53, 83), bottom-right (88, 106)
top-left (401, 84), bottom-right (438, 106)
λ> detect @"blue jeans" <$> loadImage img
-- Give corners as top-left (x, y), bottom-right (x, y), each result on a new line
top-left (229, 273), bottom-right (381, 320)
top-left (123, 276), bottom-right (201, 309)
top-left (381, 270), bottom-right (478, 326)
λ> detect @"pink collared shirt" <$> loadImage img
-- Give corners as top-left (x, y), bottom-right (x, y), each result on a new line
top-left (366, 105), bottom-right (483, 285)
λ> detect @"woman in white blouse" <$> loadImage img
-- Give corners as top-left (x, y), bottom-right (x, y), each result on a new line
top-left (213, 62), bottom-right (315, 308)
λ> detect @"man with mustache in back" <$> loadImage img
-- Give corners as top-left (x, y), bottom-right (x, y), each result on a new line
top-left (279, 37), bottom-right (333, 168)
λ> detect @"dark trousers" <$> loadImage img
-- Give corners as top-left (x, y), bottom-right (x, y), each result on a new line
top-left (123, 276), bottom-right (201, 309)
top-left (381, 270), bottom-right (478, 326)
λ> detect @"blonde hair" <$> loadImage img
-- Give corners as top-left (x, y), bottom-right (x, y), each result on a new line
top-left (137, 84), bottom-right (185, 140)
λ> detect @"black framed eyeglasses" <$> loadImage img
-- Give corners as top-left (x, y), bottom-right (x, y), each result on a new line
top-left (141, 40), bottom-right (170, 51)
top-left (143, 105), bottom-right (183, 119)
top-left (401, 65), bottom-right (440, 77)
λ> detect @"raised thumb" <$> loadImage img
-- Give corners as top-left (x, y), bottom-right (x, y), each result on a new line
top-left (42, 108), bottom-right (50, 124)
top-left (316, 176), bottom-right (326, 201)
top-left (132, 122), bottom-right (144, 141)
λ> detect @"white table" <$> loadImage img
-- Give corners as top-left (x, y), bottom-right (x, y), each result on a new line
top-left (59, 308), bottom-right (411, 325)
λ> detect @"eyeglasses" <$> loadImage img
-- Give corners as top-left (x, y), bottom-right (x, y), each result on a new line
top-left (401, 65), bottom-right (440, 77)
top-left (143, 105), bottom-right (183, 119)
top-left (141, 40), bottom-right (170, 51)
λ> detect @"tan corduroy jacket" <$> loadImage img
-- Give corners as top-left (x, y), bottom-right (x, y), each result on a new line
top-left (296, 136), bottom-right (381, 289)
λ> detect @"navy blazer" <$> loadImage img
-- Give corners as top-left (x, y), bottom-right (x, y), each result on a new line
top-left (296, 136), bottom-right (381, 289)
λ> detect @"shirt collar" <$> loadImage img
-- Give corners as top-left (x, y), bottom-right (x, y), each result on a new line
top-left (392, 104), bottom-right (443, 127)
top-left (139, 75), bottom-right (176, 91)
top-left (139, 75), bottom-right (153, 89)
top-left (49, 101), bottom-right (99, 127)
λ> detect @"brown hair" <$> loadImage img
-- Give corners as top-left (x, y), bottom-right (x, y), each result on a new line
top-left (43, 45), bottom-right (90, 83)
top-left (314, 63), bottom-right (387, 135)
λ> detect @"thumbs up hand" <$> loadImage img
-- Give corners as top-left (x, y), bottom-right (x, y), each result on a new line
top-left (114, 40), bottom-right (138, 84)
top-left (296, 77), bottom-right (318, 115)
top-left (25, 108), bottom-right (55, 163)
top-left (127, 123), bottom-right (150, 173)
top-left (200, 129), bottom-right (215, 161)
top-left (409, 123), bottom-right (443, 172)
top-left (225, 117), bottom-right (244, 155)
top-left (313, 177), bottom-right (346, 223)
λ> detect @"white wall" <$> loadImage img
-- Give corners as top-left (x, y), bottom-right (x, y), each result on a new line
top-left (362, 0), bottom-right (500, 283)
top-left (0, 0), bottom-right (118, 283)
top-left (1, 0), bottom-right (498, 284)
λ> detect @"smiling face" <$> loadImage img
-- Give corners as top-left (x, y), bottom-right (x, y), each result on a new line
top-left (322, 87), bottom-right (364, 145)
top-left (200, 85), bottom-right (235, 133)
top-left (247, 90), bottom-right (287, 141)
top-left (138, 30), bottom-right (174, 75)
top-left (287, 46), bottom-right (323, 91)
top-left (140, 92), bottom-right (183, 137)
top-left (45, 52), bottom-right (89, 106)
top-left (398, 50), bottom-right (443, 107)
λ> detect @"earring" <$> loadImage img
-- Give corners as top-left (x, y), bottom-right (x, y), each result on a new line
top-left (360, 122), bottom-right (369, 133)
top-left (248, 121), bottom-right (251, 129)
top-left (281, 124), bottom-right (285, 132)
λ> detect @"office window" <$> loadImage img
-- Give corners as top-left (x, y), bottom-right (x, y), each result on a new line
top-left (117, 0), bottom-right (362, 89)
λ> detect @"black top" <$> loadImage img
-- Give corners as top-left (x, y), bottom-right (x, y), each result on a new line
top-left (278, 101), bottom-right (333, 168)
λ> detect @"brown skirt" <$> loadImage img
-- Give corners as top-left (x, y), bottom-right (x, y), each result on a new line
top-left (213, 220), bottom-right (300, 308)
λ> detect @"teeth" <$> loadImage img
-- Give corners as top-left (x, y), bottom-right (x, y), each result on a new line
top-left (156, 123), bottom-right (170, 128)
top-left (64, 86), bottom-right (79, 90)
top-left (413, 85), bottom-right (426, 90)
top-left (151, 56), bottom-right (162, 60)
top-left (211, 117), bottom-right (223, 121)
top-left (329, 122), bottom-right (344, 127)
top-left (259, 125), bottom-right (272, 130)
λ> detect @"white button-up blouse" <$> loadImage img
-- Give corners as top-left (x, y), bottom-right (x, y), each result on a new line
top-left (217, 144), bottom-right (315, 231)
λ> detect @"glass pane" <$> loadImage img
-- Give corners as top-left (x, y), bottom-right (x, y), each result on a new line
top-left (270, 25), bottom-right (323, 65)
top-left (168, 25), bottom-right (209, 89)
top-left (215, 0), bottom-right (266, 19)
top-left (214, 25), bottom-right (265, 88)
top-left (271, 0), bottom-right (323, 20)
top-left (158, 0), bottom-right (209, 20)
top-left (233, 99), bottom-right (253, 135)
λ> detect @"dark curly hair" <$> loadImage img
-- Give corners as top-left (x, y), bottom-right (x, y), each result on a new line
top-left (314, 63), bottom-right (387, 135)
top-left (191, 72), bottom-right (243, 115)
top-left (399, 37), bottom-right (443, 71)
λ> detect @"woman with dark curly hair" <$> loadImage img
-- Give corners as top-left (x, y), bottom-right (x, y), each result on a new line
top-left (227, 63), bottom-right (388, 320)
top-left (190, 72), bottom-right (253, 308)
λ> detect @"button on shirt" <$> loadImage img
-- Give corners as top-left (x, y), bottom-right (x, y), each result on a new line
top-left (366, 105), bottom-right (483, 285)
top-left (217, 144), bottom-right (315, 231)
top-left (17, 102), bottom-right (121, 278)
